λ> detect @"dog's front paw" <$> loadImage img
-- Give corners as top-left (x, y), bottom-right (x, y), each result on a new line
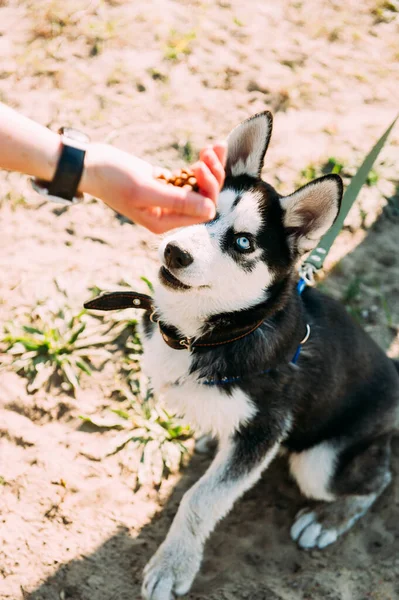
top-left (142, 537), bottom-right (202, 599)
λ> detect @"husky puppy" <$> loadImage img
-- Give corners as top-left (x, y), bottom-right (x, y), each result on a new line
top-left (141, 112), bottom-right (399, 600)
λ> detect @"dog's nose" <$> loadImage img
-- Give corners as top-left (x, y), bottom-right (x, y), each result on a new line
top-left (164, 243), bottom-right (193, 269)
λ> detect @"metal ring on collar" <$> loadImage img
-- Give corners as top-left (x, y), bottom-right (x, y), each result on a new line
top-left (300, 323), bottom-right (311, 345)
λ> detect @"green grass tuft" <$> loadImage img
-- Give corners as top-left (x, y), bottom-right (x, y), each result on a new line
top-left (366, 168), bottom-right (379, 186)
top-left (140, 276), bottom-right (154, 294)
top-left (82, 324), bottom-right (192, 488)
top-left (2, 304), bottom-right (110, 395)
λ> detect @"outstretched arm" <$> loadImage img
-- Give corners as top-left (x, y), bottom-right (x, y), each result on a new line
top-left (0, 102), bottom-right (226, 233)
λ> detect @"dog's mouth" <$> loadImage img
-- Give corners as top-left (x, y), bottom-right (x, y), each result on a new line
top-left (159, 266), bottom-right (192, 291)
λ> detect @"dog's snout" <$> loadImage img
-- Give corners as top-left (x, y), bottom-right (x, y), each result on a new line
top-left (164, 243), bottom-right (193, 270)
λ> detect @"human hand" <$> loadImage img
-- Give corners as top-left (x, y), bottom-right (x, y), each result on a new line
top-left (81, 142), bottom-right (226, 233)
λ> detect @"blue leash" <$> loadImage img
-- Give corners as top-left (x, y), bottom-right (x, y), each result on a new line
top-left (202, 279), bottom-right (309, 386)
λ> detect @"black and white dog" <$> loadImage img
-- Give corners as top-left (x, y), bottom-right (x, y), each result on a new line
top-left (141, 112), bottom-right (399, 599)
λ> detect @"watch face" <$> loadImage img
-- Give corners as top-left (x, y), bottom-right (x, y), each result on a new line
top-left (59, 127), bottom-right (90, 145)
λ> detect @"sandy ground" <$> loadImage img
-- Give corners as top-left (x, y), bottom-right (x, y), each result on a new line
top-left (1, 1), bottom-right (399, 599)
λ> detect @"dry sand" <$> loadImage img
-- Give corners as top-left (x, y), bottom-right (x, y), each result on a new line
top-left (1, 1), bottom-right (399, 599)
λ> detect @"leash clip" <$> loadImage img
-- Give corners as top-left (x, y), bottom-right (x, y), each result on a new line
top-left (179, 337), bottom-right (193, 351)
top-left (298, 262), bottom-right (318, 287)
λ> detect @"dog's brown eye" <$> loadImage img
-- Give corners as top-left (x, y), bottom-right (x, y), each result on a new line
top-left (234, 235), bottom-right (253, 252)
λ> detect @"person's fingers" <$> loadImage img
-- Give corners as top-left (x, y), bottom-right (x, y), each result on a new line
top-left (191, 161), bottom-right (219, 204)
top-left (199, 146), bottom-right (225, 189)
top-left (152, 166), bottom-right (172, 180)
top-left (132, 207), bottom-right (217, 234)
top-left (212, 141), bottom-right (227, 169)
top-left (137, 179), bottom-right (216, 219)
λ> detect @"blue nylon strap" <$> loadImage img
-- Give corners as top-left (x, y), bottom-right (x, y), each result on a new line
top-left (296, 278), bottom-right (307, 295)
top-left (289, 278), bottom-right (307, 365)
top-left (290, 344), bottom-right (302, 365)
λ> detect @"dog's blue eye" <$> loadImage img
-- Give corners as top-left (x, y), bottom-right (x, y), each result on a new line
top-left (235, 236), bottom-right (251, 251)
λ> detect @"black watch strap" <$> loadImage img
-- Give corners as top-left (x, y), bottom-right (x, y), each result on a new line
top-left (47, 141), bottom-right (86, 201)
top-left (31, 127), bottom-right (90, 204)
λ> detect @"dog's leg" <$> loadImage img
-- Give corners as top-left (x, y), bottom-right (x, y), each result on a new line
top-left (290, 434), bottom-right (392, 549)
top-left (142, 436), bottom-right (281, 600)
top-left (194, 432), bottom-right (217, 455)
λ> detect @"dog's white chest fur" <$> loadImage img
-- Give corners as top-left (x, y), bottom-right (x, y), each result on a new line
top-left (141, 328), bottom-right (256, 439)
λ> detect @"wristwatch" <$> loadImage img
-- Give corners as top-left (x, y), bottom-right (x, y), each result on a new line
top-left (31, 127), bottom-right (90, 204)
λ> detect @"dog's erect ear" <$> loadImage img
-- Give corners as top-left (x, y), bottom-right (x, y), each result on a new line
top-left (280, 174), bottom-right (343, 254)
top-left (225, 111), bottom-right (273, 178)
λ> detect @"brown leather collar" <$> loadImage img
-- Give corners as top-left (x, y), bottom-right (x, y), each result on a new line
top-left (84, 291), bottom-right (265, 351)
top-left (84, 291), bottom-right (154, 313)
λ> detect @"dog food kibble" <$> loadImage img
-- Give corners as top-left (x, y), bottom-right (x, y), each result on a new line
top-left (156, 168), bottom-right (199, 192)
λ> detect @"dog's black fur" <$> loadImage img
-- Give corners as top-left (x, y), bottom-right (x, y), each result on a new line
top-left (188, 173), bottom-right (399, 483)
top-left (141, 112), bottom-right (399, 599)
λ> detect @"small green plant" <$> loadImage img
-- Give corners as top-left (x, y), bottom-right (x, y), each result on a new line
top-left (148, 67), bottom-right (169, 83)
top-left (81, 303), bottom-right (192, 487)
top-left (341, 276), bottom-right (364, 322)
top-left (323, 156), bottom-right (345, 175)
top-left (85, 17), bottom-right (118, 56)
top-left (182, 140), bottom-right (196, 163)
top-left (302, 163), bottom-right (318, 180)
top-left (2, 305), bottom-right (110, 395)
top-left (380, 293), bottom-right (393, 328)
top-left (341, 275), bottom-right (367, 324)
top-left (0, 190), bottom-right (28, 210)
top-left (124, 326), bottom-right (192, 486)
top-left (372, 0), bottom-right (399, 22)
top-left (82, 330), bottom-right (192, 487)
top-left (140, 276), bottom-right (154, 294)
top-left (172, 140), bottom-right (197, 163)
top-left (164, 29), bottom-right (196, 61)
top-left (359, 207), bottom-right (368, 228)
top-left (295, 156), bottom-right (347, 188)
top-left (233, 16), bottom-right (245, 26)
top-left (366, 168), bottom-right (379, 186)
top-left (342, 276), bottom-right (362, 305)
top-left (295, 163), bottom-right (318, 187)
top-left (82, 396), bottom-right (191, 488)
top-left (106, 64), bottom-right (127, 86)
top-left (115, 276), bottom-right (154, 294)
